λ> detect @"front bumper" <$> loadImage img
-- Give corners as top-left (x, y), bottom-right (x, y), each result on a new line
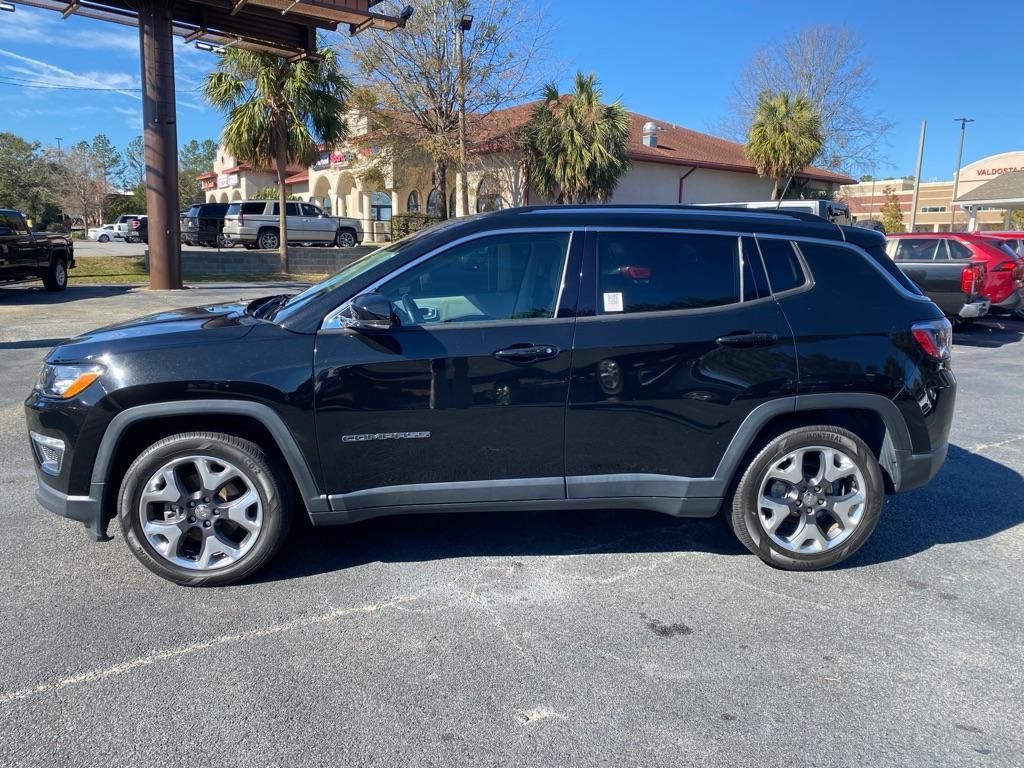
top-left (958, 298), bottom-right (990, 319)
top-left (33, 469), bottom-right (109, 541)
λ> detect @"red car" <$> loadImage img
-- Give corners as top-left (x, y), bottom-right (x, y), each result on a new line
top-left (979, 231), bottom-right (1024, 259)
top-left (888, 232), bottom-right (1023, 315)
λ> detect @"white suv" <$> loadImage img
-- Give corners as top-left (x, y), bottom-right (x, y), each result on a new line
top-left (222, 201), bottom-right (362, 250)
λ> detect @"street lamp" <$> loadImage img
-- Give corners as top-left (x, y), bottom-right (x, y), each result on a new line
top-left (195, 41), bottom-right (226, 53)
top-left (456, 13), bottom-right (473, 218)
top-left (949, 117), bottom-right (974, 232)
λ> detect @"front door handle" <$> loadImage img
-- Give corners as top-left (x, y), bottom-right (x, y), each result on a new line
top-left (715, 332), bottom-right (778, 348)
top-left (493, 344), bottom-right (560, 363)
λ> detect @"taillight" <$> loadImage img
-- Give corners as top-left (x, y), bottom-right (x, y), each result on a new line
top-left (911, 319), bottom-right (952, 360)
top-left (994, 260), bottom-right (1017, 272)
top-left (960, 266), bottom-right (976, 294)
top-left (238, 211), bottom-right (244, 226)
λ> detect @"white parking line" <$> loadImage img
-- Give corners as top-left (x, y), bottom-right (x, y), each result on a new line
top-left (0, 594), bottom-right (420, 706)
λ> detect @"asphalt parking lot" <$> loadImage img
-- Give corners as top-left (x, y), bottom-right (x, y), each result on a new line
top-left (1, 282), bottom-right (1022, 767)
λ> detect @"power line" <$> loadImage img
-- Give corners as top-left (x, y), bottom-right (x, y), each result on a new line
top-left (0, 75), bottom-right (202, 92)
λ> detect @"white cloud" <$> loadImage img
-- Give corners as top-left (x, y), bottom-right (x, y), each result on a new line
top-left (0, 48), bottom-right (140, 99)
top-left (0, 9), bottom-right (138, 53)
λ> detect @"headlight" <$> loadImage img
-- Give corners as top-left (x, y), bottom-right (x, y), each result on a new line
top-left (35, 363), bottom-right (104, 399)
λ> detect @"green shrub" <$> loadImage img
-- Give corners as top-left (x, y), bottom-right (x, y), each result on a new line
top-left (391, 211), bottom-right (440, 239)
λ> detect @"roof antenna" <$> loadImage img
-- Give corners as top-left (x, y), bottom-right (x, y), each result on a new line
top-left (776, 176), bottom-right (793, 207)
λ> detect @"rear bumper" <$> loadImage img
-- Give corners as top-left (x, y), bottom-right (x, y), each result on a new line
top-left (893, 443), bottom-right (948, 493)
top-left (990, 289), bottom-right (1022, 314)
top-left (958, 298), bottom-right (990, 319)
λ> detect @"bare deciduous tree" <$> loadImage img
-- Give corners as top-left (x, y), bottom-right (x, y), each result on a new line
top-left (57, 144), bottom-right (108, 227)
top-left (343, 0), bottom-right (551, 219)
top-left (723, 25), bottom-right (891, 177)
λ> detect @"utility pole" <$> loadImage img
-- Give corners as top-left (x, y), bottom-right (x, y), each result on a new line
top-left (949, 117), bottom-right (973, 233)
top-left (909, 119), bottom-right (926, 232)
top-left (456, 13), bottom-right (473, 219)
top-left (139, 0), bottom-right (182, 289)
top-left (55, 137), bottom-right (62, 159)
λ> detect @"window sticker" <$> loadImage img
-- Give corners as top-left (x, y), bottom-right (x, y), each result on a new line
top-left (603, 292), bottom-right (624, 312)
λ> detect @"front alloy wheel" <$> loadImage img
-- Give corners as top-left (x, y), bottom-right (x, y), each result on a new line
top-left (729, 426), bottom-right (883, 570)
top-left (119, 432), bottom-right (291, 586)
top-left (139, 455), bottom-right (264, 570)
top-left (335, 230), bottom-right (356, 248)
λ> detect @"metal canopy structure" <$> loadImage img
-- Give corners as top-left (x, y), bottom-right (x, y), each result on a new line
top-left (954, 170), bottom-right (1024, 230)
top-left (15, 0), bottom-right (408, 287)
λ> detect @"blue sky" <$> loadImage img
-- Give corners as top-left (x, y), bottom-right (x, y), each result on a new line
top-left (1, 0), bottom-right (1021, 180)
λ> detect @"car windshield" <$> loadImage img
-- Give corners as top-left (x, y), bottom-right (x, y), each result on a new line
top-left (269, 246), bottom-right (406, 321)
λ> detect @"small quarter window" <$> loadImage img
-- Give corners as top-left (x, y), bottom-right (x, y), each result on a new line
top-left (596, 232), bottom-right (741, 314)
top-left (757, 239), bottom-right (806, 293)
top-left (948, 240), bottom-right (973, 260)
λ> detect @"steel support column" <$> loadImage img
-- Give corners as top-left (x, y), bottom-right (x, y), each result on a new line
top-left (139, 0), bottom-right (182, 289)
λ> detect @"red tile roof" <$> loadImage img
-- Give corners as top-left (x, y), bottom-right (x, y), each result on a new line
top-left (472, 102), bottom-right (855, 185)
top-left (285, 172), bottom-right (309, 184)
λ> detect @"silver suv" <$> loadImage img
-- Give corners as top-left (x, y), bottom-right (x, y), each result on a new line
top-left (222, 201), bottom-right (362, 249)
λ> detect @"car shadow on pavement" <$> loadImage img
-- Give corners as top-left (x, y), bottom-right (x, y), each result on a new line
top-left (844, 443), bottom-right (1024, 568)
top-left (953, 317), bottom-right (1024, 348)
top-left (256, 443), bottom-right (1024, 583)
top-left (256, 505), bottom-right (747, 584)
top-left (0, 285), bottom-right (136, 304)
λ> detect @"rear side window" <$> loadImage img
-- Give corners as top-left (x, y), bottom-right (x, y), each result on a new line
top-left (862, 242), bottom-right (922, 295)
top-left (757, 239), bottom-right (806, 293)
top-left (893, 238), bottom-right (940, 261)
top-left (596, 232), bottom-right (741, 314)
top-left (948, 240), bottom-right (973, 259)
top-left (242, 202), bottom-right (265, 215)
top-left (226, 204), bottom-right (241, 216)
top-left (799, 242), bottom-right (914, 309)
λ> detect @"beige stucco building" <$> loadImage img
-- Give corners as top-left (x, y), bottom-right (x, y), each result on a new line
top-left (840, 150), bottom-right (1024, 232)
top-left (203, 107), bottom-right (853, 241)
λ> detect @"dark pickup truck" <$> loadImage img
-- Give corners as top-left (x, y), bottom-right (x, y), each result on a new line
top-left (885, 237), bottom-right (989, 321)
top-left (0, 209), bottom-right (75, 291)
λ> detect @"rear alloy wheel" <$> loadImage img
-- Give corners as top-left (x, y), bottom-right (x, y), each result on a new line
top-left (43, 257), bottom-right (68, 291)
top-left (119, 432), bottom-right (291, 586)
top-left (217, 234), bottom-right (234, 249)
top-left (99, 234), bottom-right (110, 243)
top-left (335, 229), bottom-right (356, 248)
top-left (257, 230), bottom-right (280, 250)
top-left (729, 426), bottom-right (883, 570)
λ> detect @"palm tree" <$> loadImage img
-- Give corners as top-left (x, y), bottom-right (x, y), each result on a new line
top-left (524, 72), bottom-right (631, 204)
top-left (745, 91), bottom-right (824, 200)
top-left (203, 47), bottom-right (349, 271)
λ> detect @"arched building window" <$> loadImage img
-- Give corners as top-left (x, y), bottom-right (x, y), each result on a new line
top-left (426, 188), bottom-right (439, 216)
top-left (476, 176), bottom-right (504, 213)
top-left (449, 190), bottom-right (456, 216)
top-left (407, 190), bottom-right (420, 213)
top-left (371, 191), bottom-right (392, 222)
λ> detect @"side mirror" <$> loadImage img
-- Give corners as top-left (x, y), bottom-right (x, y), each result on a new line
top-left (335, 292), bottom-right (394, 332)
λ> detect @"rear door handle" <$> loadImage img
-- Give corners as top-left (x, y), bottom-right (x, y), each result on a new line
top-left (715, 332), bottom-right (778, 348)
top-left (493, 344), bottom-right (560, 363)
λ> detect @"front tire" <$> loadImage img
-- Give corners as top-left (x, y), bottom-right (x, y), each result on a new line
top-left (99, 234), bottom-right (110, 243)
top-left (42, 256), bottom-right (68, 291)
top-left (118, 432), bottom-right (292, 586)
top-left (728, 426), bottom-right (883, 571)
top-left (335, 229), bottom-right (357, 248)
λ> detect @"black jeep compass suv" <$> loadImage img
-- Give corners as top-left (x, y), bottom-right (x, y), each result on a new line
top-left (25, 206), bottom-right (955, 586)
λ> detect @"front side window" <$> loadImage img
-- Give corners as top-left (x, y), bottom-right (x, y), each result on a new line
top-left (596, 232), bottom-right (741, 315)
top-left (378, 232), bottom-right (570, 326)
top-left (301, 203), bottom-right (321, 217)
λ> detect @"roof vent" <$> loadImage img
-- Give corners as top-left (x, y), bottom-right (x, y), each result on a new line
top-left (642, 121), bottom-right (659, 148)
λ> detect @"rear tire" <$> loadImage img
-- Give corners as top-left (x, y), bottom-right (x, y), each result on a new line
top-left (257, 229), bottom-right (280, 250)
top-left (728, 426), bottom-right (884, 571)
top-left (42, 256), bottom-right (68, 291)
top-left (118, 432), bottom-right (292, 587)
top-left (98, 234), bottom-right (110, 243)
